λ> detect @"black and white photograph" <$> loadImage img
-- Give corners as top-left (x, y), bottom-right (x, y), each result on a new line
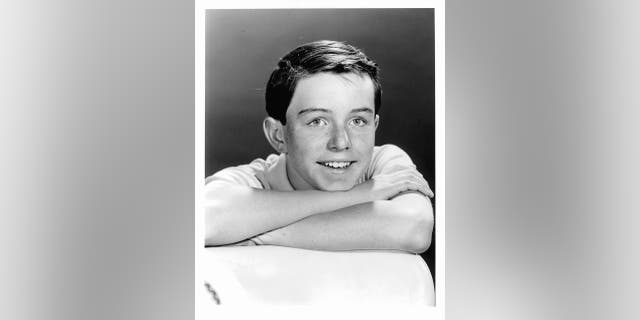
top-left (195, 2), bottom-right (445, 316)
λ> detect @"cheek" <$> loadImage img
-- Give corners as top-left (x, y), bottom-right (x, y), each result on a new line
top-left (286, 130), bottom-right (321, 161)
top-left (351, 130), bottom-right (376, 146)
top-left (288, 128), bottom-right (326, 148)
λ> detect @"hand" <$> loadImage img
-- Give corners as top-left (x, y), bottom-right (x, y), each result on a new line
top-left (351, 169), bottom-right (434, 201)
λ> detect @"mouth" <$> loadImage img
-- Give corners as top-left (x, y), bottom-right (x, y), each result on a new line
top-left (316, 161), bottom-right (356, 170)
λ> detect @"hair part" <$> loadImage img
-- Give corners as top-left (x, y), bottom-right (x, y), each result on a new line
top-left (265, 40), bottom-right (382, 124)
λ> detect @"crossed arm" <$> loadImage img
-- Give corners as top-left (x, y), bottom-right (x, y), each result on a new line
top-left (204, 169), bottom-right (434, 253)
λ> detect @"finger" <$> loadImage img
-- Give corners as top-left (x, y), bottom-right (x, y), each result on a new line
top-left (425, 186), bottom-right (434, 198)
top-left (416, 177), bottom-right (434, 198)
top-left (420, 184), bottom-right (432, 198)
top-left (409, 175), bottom-right (429, 190)
top-left (400, 173), bottom-right (425, 187)
top-left (422, 180), bottom-right (434, 198)
top-left (400, 180), bottom-right (419, 195)
top-left (399, 173), bottom-right (434, 198)
top-left (406, 181), bottom-right (430, 197)
top-left (420, 181), bottom-right (434, 198)
top-left (408, 178), bottom-right (432, 198)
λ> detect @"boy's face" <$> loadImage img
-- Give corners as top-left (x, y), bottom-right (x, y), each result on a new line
top-left (283, 72), bottom-right (378, 191)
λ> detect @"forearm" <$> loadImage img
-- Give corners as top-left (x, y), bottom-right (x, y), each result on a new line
top-left (254, 193), bottom-right (434, 253)
top-left (204, 183), bottom-right (369, 246)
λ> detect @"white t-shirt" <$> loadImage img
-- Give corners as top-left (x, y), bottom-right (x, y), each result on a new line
top-left (205, 144), bottom-right (418, 191)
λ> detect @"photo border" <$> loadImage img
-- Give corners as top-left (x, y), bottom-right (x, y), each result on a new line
top-left (195, 1), bottom-right (445, 318)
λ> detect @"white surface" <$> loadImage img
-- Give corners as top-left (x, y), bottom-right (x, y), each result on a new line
top-left (200, 245), bottom-right (434, 306)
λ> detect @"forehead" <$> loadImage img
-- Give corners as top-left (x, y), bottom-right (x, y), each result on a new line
top-left (286, 72), bottom-right (375, 118)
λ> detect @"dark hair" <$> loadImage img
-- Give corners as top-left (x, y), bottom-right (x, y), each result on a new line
top-left (265, 40), bottom-right (381, 124)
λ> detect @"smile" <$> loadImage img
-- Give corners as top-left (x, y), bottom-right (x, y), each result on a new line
top-left (317, 161), bottom-right (355, 169)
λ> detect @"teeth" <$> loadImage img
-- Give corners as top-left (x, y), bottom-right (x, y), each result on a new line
top-left (322, 161), bottom-right (351, 169)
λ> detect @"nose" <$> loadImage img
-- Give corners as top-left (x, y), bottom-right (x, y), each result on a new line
top-left (327, 125), bottom-right (351, 151)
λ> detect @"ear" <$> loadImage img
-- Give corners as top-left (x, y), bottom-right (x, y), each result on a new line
top-left (374, 114), bottom-right (380, 130)
top-left (263, 117), bottom-right (287, 153)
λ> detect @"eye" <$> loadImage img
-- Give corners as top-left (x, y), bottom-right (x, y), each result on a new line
top-left (349, 118), bottom-right (368, 127)
top-left (307, 118), bottom-right (328, 127)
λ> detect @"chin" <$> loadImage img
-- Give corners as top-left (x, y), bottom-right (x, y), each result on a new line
top-left (317, 181), bottom-right (357, 192)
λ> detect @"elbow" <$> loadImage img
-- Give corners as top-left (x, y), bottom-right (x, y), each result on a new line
top-left (204, 184), bottom-right (242, 246)
top-left (204, 201), bottom-right (230, 247)
top-left (401, 208), bottom-right (434, 254)
top-left (204, 227), bottom-right (222, 247)
top-left (384, 193), bottom-right (434, 254)
top-left (204, 215), bottom-right (220, 247)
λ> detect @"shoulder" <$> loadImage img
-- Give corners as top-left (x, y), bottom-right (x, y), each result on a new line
top-left (205, 154), bottom-right (280, 189)
top-left (369, 144), bottom-right (417, 176)
top-left (373, 144), bottom-right (412, 159)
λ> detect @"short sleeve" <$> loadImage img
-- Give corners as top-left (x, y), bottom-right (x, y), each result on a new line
top-left (368, 144), bottom-right (418, 177)
top-left (205, 167), bottom-right (264, 189)
top-left (204, 157), bottom-right (275, 189)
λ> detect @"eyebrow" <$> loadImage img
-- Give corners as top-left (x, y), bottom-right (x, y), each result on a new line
top-left (350, 107), bottom-right (374, 114)
top-left (296, 107), bottom-right (374, 117)
top-left (297, 108), bottom-right (330, 117)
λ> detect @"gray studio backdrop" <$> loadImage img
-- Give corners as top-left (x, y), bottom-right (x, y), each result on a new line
top-left (4, 1), bottom-right (640, 320)
top-left (204, 9), bottom-right (436, 276)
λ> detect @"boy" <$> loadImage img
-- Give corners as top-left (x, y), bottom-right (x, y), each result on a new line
top-left (204, 40), bottom-right (434, 253)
